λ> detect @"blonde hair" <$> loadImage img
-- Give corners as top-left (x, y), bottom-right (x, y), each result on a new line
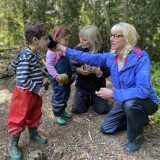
top-left (53, 25), bottom-right (71, 40)
top-left (79, 25), bottom-right (102, 53)
top-left (111, 22), bottom-right (139, 60)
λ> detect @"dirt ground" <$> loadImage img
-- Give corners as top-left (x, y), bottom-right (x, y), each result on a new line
top-left (0, 76), bottom-right (160, 160)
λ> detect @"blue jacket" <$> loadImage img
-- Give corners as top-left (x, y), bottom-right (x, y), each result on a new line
top-left (65, 48), bottom-right (159, 105)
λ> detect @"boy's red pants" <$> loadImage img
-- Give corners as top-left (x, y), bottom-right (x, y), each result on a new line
top-left (8, 86), bottom-right (42, 135)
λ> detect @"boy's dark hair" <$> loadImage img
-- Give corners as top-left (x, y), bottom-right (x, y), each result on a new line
top-left (25, 21), bottom-right (48, 44)
top-left (48, 35), bottom-right (58, 49)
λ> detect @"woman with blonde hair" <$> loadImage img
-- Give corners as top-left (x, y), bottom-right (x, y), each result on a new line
top-left (57, 22), bottom-right (158, 152)
top-left (71, 25), bottom-right (110, 114)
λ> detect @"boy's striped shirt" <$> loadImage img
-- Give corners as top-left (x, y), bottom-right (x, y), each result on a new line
top-left (10, 48), bottom-right (43, 94)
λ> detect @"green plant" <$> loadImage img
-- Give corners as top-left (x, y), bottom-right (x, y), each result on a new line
top-left (151, 61), bottom-right (160, 125)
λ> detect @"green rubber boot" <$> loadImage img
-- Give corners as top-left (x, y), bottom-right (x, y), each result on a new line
top-left (28, 128), bottom-right (48, 144)
top-left (56, 116), bottom-right (67, 125)
top-left (8, 134), bottom-right (23, 160)
top-left (63, 111), bottom-right (73, 118)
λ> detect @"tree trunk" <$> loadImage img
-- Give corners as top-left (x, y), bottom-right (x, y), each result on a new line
top-left (122, 0), bottom-right (128, 22)
top-left (101, 0), bottom-right (111, 47)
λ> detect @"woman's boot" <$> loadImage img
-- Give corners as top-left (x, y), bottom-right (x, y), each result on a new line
top-left (8, 134), bottom-right (22, 160)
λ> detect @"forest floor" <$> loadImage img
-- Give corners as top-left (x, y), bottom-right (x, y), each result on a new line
top-left (0, 76), bottom-right (160, 160)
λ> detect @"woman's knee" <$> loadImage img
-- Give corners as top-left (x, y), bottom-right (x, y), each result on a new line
top-left (123, 99), bottom-right (135, 108)
top-left (123, 99), bottom-right (143, 116)
top-left (71, 105), bottom-right (87, 113)
top-left (94, 107), bottom-right (109, 114)
top-left (100, 122), bottom-right (116, 134)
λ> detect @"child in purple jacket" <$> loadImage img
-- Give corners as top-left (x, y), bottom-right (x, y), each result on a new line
top-left (46, 26), bottom-right (73, 125)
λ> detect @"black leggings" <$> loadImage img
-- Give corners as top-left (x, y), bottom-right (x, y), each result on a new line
top-left (71, 90), bottom-right (110, 114)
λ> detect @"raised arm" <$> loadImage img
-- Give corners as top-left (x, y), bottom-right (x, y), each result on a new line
top-left (57, 44), bottom-right (114, 68)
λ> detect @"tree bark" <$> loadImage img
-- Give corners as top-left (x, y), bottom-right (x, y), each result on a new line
top-left (122, 0), bottom-right (128, 22)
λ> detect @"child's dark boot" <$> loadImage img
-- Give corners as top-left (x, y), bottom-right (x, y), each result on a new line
top-left (8, 134), bottom-right (22, 160)
top-left (28, 128), bottom-right (48, 144)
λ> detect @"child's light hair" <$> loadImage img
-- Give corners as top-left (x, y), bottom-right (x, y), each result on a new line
top-left (79, 25), bottom-right (102, 53)
top-left (53, 25), bottom-right (71, 40)
top-left (111, 22), bottom-right (139, 60)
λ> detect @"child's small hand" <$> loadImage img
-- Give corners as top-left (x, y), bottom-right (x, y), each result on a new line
top-left (56, 74), bottom-right (68, 86)
top-left (43, 78), bottom-right (50, 90)
top-left (38, 87), bottom-right (46, 97)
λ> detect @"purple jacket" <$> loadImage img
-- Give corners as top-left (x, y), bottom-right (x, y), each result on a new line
top-left (46, 49), bottom-right (63, 78)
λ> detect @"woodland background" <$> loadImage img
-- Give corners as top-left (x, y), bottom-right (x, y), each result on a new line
top-left (0, 0), bottom-right (160, 123)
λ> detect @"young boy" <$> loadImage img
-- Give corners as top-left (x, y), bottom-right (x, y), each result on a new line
top-left (8, 21), bottom-right (50, 160)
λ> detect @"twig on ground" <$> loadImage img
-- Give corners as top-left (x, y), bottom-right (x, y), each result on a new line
top-left (88, 131), bottom-right (93, 143)
top-left (85, 116), bottom-right (92, 123)
top-left (75, 134), bottom-right (83, 142)
top-left (71, 156), bottom-right (76, 160)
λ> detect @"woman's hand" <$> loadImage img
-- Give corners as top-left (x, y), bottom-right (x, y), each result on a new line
top-left (76, 66), bottom-right (91, 75)
top-left (81, 65), bottom-right (102, 76)
top-left (95, 88), bottom-right (113, 99)
top-left (89, 66), bottom-right (102, 77)
top-left (56, 44), bottom-right (67, 53)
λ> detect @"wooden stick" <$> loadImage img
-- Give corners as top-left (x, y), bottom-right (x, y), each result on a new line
top-left (85, 117), bottom-right (92, 123)
top-left (88, 131), bottom-right (93, 143)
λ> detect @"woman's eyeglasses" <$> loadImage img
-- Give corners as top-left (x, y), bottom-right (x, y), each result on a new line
top-left (110, 34), bottom-right (124, 39)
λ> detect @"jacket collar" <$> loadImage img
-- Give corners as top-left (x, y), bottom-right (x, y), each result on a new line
top-left (119, 48), bottom-right (143, 72)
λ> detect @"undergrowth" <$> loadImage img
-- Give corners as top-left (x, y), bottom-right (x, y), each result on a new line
top-left (151, 61), bottom-right (160, 125)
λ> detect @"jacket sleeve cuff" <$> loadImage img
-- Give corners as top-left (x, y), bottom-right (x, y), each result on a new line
top-left (32, 85), bottom-right (41, 94)
top-left (113, 88), bottom-right (119, 103)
